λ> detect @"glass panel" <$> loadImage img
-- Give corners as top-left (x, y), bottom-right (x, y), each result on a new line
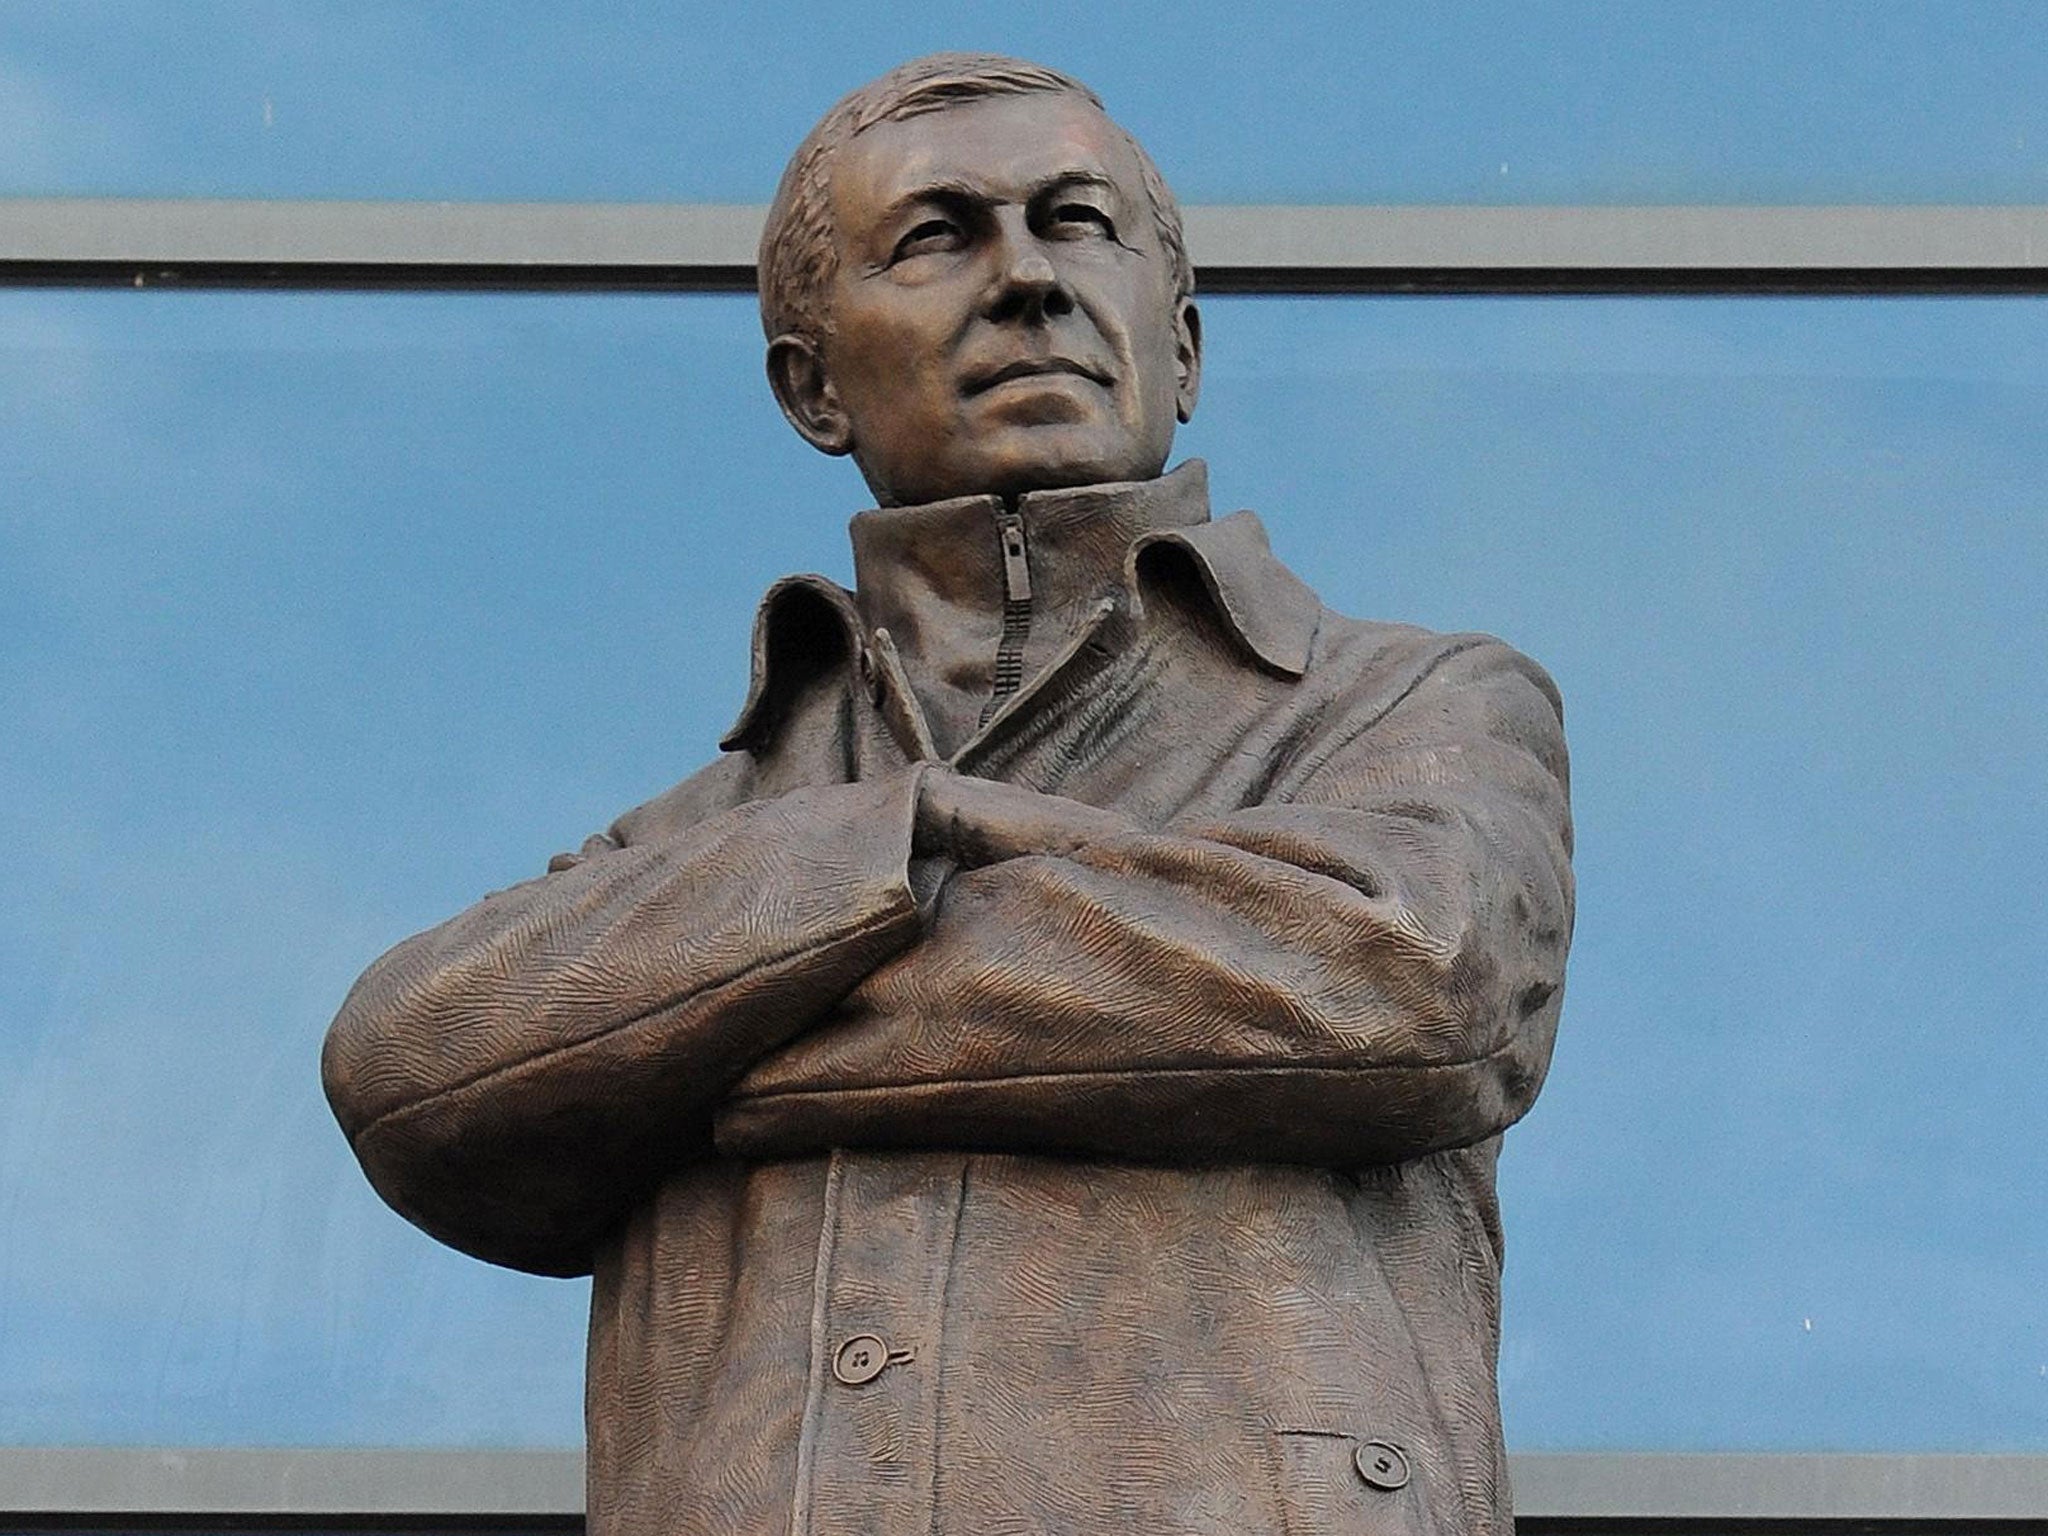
top-left (3, 289), bottom-right (2044, 1449)
top-left (4, 1), bottom-right (2046, 204)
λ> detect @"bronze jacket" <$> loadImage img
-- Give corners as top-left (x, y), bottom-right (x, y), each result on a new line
top-left (323, 462), bottom-right (1573, 1536)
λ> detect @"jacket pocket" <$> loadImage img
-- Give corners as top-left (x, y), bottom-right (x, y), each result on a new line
top-left (1268, 1428), bottom-right (1431, 1536)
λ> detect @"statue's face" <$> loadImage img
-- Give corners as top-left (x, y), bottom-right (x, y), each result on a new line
top-left (788, 90), bottom-right (1200, 507)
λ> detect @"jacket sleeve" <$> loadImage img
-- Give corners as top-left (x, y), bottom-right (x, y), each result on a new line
top-left (320, 763), bottom-right (930, 1276)
top-left (715, 636), bottom-right (1572, 1168)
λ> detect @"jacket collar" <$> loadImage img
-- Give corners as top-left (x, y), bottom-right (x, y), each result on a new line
top-left (849, 459), bottom-right (1212, 642)
top-left (720, 460), bottom-right (1319, 753)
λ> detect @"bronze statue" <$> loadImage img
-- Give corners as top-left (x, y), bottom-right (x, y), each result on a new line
top-left (324, 53), bottom-right (1573, 1536)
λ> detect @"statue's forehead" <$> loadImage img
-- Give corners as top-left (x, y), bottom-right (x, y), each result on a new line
top-left (832, 93), bottom-right (1137, 216)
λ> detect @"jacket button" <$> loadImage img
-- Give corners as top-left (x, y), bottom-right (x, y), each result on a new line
top-left (1355, 1440), bottom-right (1410, 1491)
top-left (832, 1333), bottom-right (903, 1386)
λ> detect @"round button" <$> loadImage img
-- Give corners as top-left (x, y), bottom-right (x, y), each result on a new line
top-left (1355, 1440), bottom-right (1410, 1491)
top-left (832, 1334), bottom-right (891, 1386)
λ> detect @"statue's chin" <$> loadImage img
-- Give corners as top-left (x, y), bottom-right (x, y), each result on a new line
top-left (848, 365), bottom-right (1180, 506)
top-left (867, 427), bottom-right (1166, 507)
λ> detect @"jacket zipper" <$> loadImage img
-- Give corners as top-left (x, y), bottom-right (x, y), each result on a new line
top-left (980, 504), bottom-right (1033, 725)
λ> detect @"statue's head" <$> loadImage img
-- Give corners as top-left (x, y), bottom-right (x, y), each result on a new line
top-left (759, 53), bottom-right (1200, 508)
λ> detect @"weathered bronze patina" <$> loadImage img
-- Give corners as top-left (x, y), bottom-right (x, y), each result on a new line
top-left (324, 53), bottom-right (1574, 1536)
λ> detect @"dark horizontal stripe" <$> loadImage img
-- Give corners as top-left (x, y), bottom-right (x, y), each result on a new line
top-left (5, 1449), bottom-right (2045, 1521)
top-left (4, 259), bottom-right (2046, 295)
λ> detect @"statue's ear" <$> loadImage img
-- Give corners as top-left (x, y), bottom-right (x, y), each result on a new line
top-left (766, 334), bottom-right (854, 456)
top-left (1174, 298), bottom-right (1203, 425)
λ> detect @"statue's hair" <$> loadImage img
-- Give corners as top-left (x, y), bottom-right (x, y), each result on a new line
top-left (758, 52), bottom-right (1192, 344)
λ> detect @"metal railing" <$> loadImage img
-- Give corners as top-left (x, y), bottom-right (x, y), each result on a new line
top-left (4, 200), bottom-right (2046, 293)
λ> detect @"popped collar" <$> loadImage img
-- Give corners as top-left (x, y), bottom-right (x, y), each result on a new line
top-left (720, 460), bottom-right (1319, 756)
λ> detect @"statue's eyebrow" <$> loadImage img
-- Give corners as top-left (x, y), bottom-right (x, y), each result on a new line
top-left (877, 179), bottom-right (985, 223)
top-left (1026, 170), bottom-right (1119, 203)
top-left (878, 169), bottom-right (1120, 224)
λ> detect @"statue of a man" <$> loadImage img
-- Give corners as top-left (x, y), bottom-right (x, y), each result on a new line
top-left (324, 52), bottom-right (1573, 1536)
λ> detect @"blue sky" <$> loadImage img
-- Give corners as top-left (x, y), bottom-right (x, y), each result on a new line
top-left (6, 289), bottom-right (2045, 1451)
top-left (4, 2), bottom-right (2047, 1454)
top-left (5, 0), bottom-right (2048, 204)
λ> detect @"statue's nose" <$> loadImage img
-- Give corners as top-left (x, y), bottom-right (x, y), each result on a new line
top-left (1007, 250), bottom-right (1057, 290)
top-left (984, 214), bottom-right (1071, 321)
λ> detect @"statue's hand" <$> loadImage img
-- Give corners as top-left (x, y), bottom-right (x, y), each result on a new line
top-left (912, 767), bottom-right (1128, 867)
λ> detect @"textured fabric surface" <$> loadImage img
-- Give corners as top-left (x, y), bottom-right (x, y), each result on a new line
top-left (323, 462), bottom-right (1574, 1536)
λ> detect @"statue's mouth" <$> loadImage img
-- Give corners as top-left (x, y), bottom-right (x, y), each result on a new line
top-left (964, 357), bottom-right (1113, 395)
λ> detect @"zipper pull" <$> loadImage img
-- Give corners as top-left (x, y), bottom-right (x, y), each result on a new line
top-left (998, 510), bottom-right (1033, 603)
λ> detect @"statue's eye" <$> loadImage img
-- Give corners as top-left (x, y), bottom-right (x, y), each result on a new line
top-left (1049, 202), bottom-right (1115, 238)
top-left (891, 219), bottom-right (963, 262)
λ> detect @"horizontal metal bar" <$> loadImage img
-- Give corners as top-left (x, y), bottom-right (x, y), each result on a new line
top-left (0, 201), bottom-right (766, 268)
top-left (3, 1448), bottom-right (2045, 1521)
top-left (0, 1449), bottom-right (583, 1518)
top-left (1513, 1454), bottom-right (2048, 1522)
top-left (1, 200), bottom-right (2045, 294)
top-left (1191, 203), bottom-right (2048, 270)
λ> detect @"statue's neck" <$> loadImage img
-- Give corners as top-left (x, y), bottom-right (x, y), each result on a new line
top-left (847, 461), bottom-right (1211, 755)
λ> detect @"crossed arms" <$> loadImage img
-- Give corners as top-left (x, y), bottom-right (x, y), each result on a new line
top-left (321, 635), bottom-right (1572, 1276)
